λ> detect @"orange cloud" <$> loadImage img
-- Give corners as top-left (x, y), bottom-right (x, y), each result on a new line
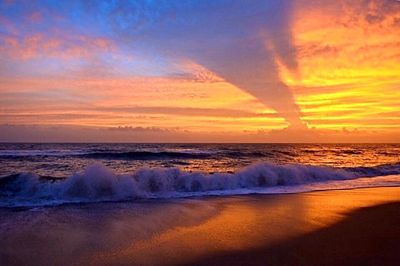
top-left (276, 0), bottom-right (400, 135)
top-left (0, 71), bottom-right (285, 133)
top-left (0, 34), bottom-right (114, 60)
top-left (1, 0), bottom-right (399, 142)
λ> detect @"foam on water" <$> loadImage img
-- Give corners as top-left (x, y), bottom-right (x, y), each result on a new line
top-left (1, 162), bottom-right (400, 207)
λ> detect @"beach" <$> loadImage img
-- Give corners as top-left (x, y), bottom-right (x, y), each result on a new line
top-left (2, 0), bottom-right (400, 265)
top-left (187, 201), bottom-right (400, 266)
top-left (1, 186), bottom-right (399, 266)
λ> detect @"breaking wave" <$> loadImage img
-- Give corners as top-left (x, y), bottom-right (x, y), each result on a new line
top-left (1, 162), bottom-right (400, 207)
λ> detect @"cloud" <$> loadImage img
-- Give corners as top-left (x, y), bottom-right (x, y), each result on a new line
top-left (100, 1), bottom-right (302, 127)
top-left (1, 1), bottom-right (301, 126)
top-left (95, 106), bottom-right (280, 118)
top-left (0, 34), bottom-right (114, 60)
top-left (26, 11), bottom-right (42, 23)
top-left (1, 124), bottom-right (399, 143)
top-left (108, 126), bottom-right (179, 133)
top-left (352, 0), bottom-right (400, 26)
top-left (1, 0), bottom-right (400, 142)
top-left (0, 124), bottom-right (188, 142)
top-left (285, 0), bottom-right (400, 133)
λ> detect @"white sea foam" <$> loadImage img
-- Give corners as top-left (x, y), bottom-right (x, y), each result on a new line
top-left (1, 162), bottom-right (399, 207)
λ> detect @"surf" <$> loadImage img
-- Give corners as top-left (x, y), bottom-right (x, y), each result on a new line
top-left (1, 161), bottom-right (400, 207)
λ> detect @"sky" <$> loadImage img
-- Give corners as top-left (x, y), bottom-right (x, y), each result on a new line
top-left (0, 0), bottom-right (399, 142)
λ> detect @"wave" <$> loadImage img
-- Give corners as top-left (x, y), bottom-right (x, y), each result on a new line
top-left (80, 151), bottom-right (214, 160)
top-left (0, 150), bottom-right (87, 159)
top-left (0, 150), bottom-right (270, 160)
top-left (1, 162), bottom-right (400, 207)
top-left (346, 163), bottom-right (400, 176)
top-left (79, 150), bottom-right (276, 160)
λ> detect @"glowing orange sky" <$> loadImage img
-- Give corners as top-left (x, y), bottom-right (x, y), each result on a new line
top-left (0, 0), bottom-right (399, 142)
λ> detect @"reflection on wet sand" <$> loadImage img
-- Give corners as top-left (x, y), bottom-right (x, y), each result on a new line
top-left (0, 187), bottom-right (399, 266)
top-left (88, 187), bottom-right (399, 266)
top-left (187, 201), bottom-right (400, 266)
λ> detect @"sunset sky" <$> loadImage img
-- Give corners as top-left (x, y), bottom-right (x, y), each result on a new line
top-left (0, 0), bottom-right (399, 142)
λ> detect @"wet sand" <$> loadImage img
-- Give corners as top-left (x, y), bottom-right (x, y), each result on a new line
top-left (185, 201), bottom-right (400, 266)
top-left (0, 186), bottom-right (399, 266)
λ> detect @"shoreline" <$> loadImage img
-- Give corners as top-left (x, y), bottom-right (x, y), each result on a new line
top-left (0, 186), bottom-right (399, 265)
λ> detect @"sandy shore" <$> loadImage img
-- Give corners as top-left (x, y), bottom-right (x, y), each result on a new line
top-left (185, 201), bottom-right (400, 266)
top-left (0, 186), bottom-right (399, 266)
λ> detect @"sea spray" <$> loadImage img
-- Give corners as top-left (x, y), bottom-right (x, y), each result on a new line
top-left (1, 161), bottom-right (400, 207)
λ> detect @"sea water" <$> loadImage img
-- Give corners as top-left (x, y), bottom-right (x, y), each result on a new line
top-left (0, 143), bottom-right (399, 207)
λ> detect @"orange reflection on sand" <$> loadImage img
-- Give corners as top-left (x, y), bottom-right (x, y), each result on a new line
top-left (87, 187), bottom-right (400, 266)
top-left (89, 198), bottom-right (305, 265)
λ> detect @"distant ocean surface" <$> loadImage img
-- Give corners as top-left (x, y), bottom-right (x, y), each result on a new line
top-left (1, 143), bottom-right (400, 207)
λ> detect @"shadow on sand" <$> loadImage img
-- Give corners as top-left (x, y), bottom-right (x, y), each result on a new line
top-left (184, 202), bottom-right (400, 266)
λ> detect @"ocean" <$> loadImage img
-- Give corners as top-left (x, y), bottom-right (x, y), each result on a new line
top-left (0, 143), bottom-right (400, 207)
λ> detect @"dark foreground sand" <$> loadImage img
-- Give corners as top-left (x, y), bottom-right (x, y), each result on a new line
top-left (0, 187), bottom-right (399, 266)
top-left (185, 201), bottom-right (400, 266)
